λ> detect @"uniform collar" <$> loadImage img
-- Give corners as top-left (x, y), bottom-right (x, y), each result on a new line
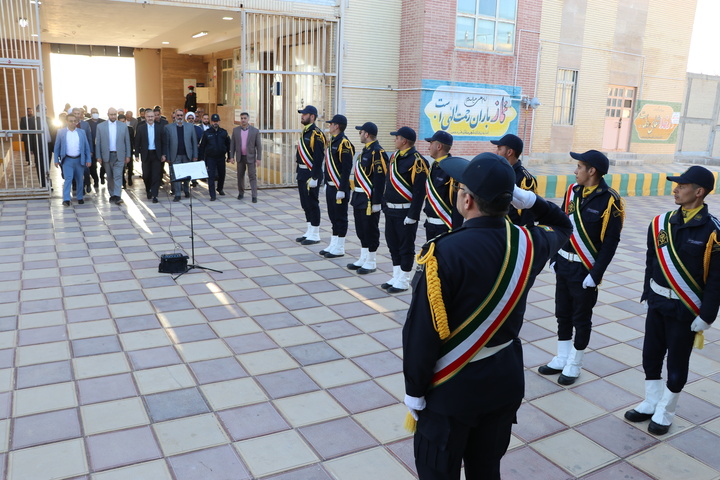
top-left (671, 204), bottom-right (709, 227)
top-left (574, 177), bottom-right (608, 197)
top-left (398, 147), bottom-right (412, 156)
top-left (364, 139), bottom-right (377, 148)
top-left (434, 154), bottom-right (449, 164)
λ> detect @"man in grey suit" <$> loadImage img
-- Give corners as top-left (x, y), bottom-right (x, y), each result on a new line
top-left (96, 107), bottom-right (131, 205)
top-left (229, 112), bottom-right (262, 203)
top-left (163, 109), bottom-right (199, 202)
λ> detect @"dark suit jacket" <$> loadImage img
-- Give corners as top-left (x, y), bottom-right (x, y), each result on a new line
top-left (134, 122), bottom-right (164, 160)
top-left (163, 122), bottom-right (198, 163)
top-left (230, 125), bottom-right (262, 163)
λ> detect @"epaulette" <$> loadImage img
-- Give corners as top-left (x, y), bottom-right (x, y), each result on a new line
top-left (520, 170), bottom-right (537, 192)
top-left (600, 188), bottom-right (625, 241)
top-left (374, 149), bottom-right (388, 174)
top-left (410, 153), bottom-right (429, 183)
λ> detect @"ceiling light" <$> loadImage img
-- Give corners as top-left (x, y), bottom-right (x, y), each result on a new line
top-left (18, 18), bottom-right (28, 28)
top-left (31, 34), bottom-right (38, 37)
top-left (162, 41), bottom-right (169, 44)
top-left (222, 17), bottom-right (233, 20)
top-left (191, 31), bottom-right (208, 39)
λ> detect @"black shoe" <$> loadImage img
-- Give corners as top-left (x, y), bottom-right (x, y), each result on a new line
top-left (115, 198), bottom-right (124, 205)
top-left (210, 197), bottom-right (217, 201)
top-left (147, 192), bottom-right (152, 200)
top-left (109, 196), bottom-right (117, 203)
top-left (648, 420), bottom-right (670, 435)
top-left (252, 197), bottom-right (257, 203)
top-left (387, 286), bottom-right (408, 294)
top-left (301, 238), bottom-right (320, 245)
top-left (62, 200), bottom-right (71, 207)
top-left (538, 365), bottom-right (563, 375)
top-left (152, 197), bottom-right (158, 203)
top-left (319, 249), bottom-right (330, 256)
top-left (357, 267), bottom-right (376, 274)
top-left (557, 374), bottom-right (577, 385)
top-left (295, 236), bottom-right (307, 243)
top-left (128, 179), bottom-right (133, 186)
top-left (86, 185), bottom-right (92, 194)
top-left (78, 199), bottom-right (84, 205)
top-left (324, 252), bottom-right (344, 258)
top-left (173, 197), bottom-right (181, 202)
top-left (380, 282), bottom-right (393, 290)
top-left (237, 193), bottom-right (244, 200)
top-left (94, 182), bottom-right (99, 190)
top-left (100, 178), bottom-right (105, 185)
top-left (218, 190), bottom-right (225, 196)
top-left (184, 192), bottom-right (190, 198)
top-left (347, 263), bottom-right (362, 270)
top-left (624, 409), bottom-right (653, 423)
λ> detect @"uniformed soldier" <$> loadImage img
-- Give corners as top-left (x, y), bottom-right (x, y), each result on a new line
top-left (402, 153), bottom-right (572, 480)
top-left (539, 150), bottom-right (624, 385)
top-left (491, 133), bottom-right (537, 226)
top-left (382, 127), bottom-right (429, 293)
top-left (625, 166), bottom-right (720, 435)
top-left (198, 114), bottom-right (230, 202)
top-left (423, 131), bottom-right (463, 241)
top-left (347, 122), bottom-right (388, 274)
top-left (319, 114), bottom-right (355, 258)
top-left (295, 105), bottom-right (327, 245)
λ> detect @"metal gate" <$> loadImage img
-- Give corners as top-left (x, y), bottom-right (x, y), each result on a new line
top-left (240, 12), bottom-right (338, 187)
top-left (0, 0), bottom-right (48, 199)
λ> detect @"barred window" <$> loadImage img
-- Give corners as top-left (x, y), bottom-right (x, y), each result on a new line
top-left (554, 69), bottom-right (578, 126)
top-left (455, 0), bottom-right (517, 53)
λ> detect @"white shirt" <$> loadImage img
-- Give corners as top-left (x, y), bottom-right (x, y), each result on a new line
top-left (65, 129), bottom-right (80, 157)
top-left (108, 120), bottom-right (117, 152)
top-left (147, 123), bottom-right (155, 150)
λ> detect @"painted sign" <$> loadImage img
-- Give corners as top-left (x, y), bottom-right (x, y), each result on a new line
top-left (420, 79), bottom-right (520, 141)
top-left (632, 100), bottom-right (681, 143)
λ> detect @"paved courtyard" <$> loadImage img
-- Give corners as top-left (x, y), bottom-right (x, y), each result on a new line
top-left (0, 165), bottom-right (719, 479)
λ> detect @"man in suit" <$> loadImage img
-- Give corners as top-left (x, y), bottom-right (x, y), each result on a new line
top-left (118, 113), bottom-right (135, 188)
top-left (163, 109), bottom-right (198, 202)
top-left (229, 112), bottom-right (262, 203)
top-left (96, 107), bottom-right (132, 205)
top-left (134, 109), bottom-right (165, 203)
top-left (53, 113), bottom-right (92, 207)
top-left (71, 107), bottom-right (93, 194)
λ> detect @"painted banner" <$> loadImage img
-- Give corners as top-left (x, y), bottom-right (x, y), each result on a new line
top-left (632, 100), bottom-right (681, 143)
top-left (420, 79), bottom-right (521, 141)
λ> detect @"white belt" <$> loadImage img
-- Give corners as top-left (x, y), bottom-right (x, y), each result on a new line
top-left (650, 279), bottom-right (681, 300)
top-left (386, 202), bottom-right (410, 209)
top-left (469, 340), bottom-right (513, 363)
top-left (426, 217), bottom-right (446, 225)
top-left (354, 187), bottom-right (365, 193)
top-left (559, 249), bottom-right (582, 263)
top-left (297, 164), bottom-right (309, 169)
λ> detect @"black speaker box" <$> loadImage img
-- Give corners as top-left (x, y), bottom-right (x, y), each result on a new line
top-left (159, 253), bottom-right (189, 273)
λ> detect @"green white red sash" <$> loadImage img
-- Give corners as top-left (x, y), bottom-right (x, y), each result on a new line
top-left (389, 152), bottom-right (412, 201)
top-left (564, 183), bottom-right (597, 270)
top-left (425, 165), bottom-right (452, 228)
top-left (325, 146), bottom-right (341, 188)
top-left (652, 211), bottom-right (702, 316)
top-left (431, 221), bottom-right (534, 387)
top-left (353, 156), bottom-right (372, 197)
top-left (297, 137), bottom-right (314, 170)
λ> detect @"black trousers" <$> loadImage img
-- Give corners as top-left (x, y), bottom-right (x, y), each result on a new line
top-left (353, 206), bottom-right (381, 252)
top-left (205, 156), bottom-right (225, 199)
top-left (326, 184), bottom-right (349, 236)
top-left (141, 151), bottom-right (162, 198)
top-left (297, 168), bottom-right (321, 226)
top-left (554, 257), bottom-right (598, 350)
top-left (425, 221), bottom-right (450, 243)
top-left (414, 402), bottom-right (520, 480)
top-left (384, 209), bottom-right (418, 271)
top-left (215, 158), bottom-right (226, 192)
top-left (84, 155), bottom-right (99, 188)
top-left (643, 293), bottom-right (696, 393)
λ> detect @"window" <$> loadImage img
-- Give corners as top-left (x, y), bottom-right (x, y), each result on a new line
top-left (554, 69), bottom-right (578, 126)
top-left (455, 0), bottom-right (517, 53)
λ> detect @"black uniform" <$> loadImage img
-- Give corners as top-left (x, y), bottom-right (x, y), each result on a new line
top-left (553, 178), bottom-right (624, 350)
top-left (403, 197), bottom-right (572, 479)
top-left (423, 155), bottom-right (463, 241)
top-left (383, 147), bottom-right (428, 272)
top-left (324, 133), bottom-right (355, 237)
top-left (351, 140), bottom-right (387, 252)
top-left (296, 123), bottom-right (326, 227)
top-left (199, 126), bottom-right (230, 200)
top-left (640, 205), bottom-right (720, 392)
top-left (508, 159), bottom-right (537, 227)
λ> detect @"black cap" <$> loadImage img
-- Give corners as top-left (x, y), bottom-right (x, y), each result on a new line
top-left (298, 105), bottom-right (318, 116)
top-left (667, 166), bottom-right (716, 192)
top-left (390, 126), bottom-right (416, 143)
top-left (441, 152), bottom-right (514, 202)
top-left (355, 122), bottom-right (378, 136)
top-left (211, 114), bottom-right (220, 121)
top-left (327, 114), bottom-right (347, 126)
top-left (491, 134), bottom-right (523, 156)
top-left (570, 150), bottom-right (609, 175)
top-left (424, 130), bottom-right (453, 146)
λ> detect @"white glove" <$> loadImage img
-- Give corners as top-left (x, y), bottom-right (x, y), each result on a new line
top-left (549, 262), bottom-right (556, 274)
top-left (403, 217), bottom-right (417, 225)
top-left (371, 204), bottom-right (382, 213)
top-left (582, 274), bottom-right (596, 289)
top-left (404, 394), bottom-right (426, 421)
top-left (336, 191), bottom-right (346, 201)
top-left (323, 183), bottom-right (327, 193)
top-left (691, 316), bottom-right (711, 332)
top-left (641, 300), bottom-right (648, 312)
top-left (307, 178), bottom-right (318, 189)
top-left (511, 185), bottom-right (537, 210)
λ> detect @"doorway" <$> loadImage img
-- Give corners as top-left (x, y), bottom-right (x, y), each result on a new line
top-left (602, 86), bottom-right (635, 151)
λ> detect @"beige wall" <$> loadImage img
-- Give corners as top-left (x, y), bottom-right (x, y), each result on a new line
top-left (134, 49), bottom-right (162, 111)
top-left (677, 73), bottom-right (720, 161)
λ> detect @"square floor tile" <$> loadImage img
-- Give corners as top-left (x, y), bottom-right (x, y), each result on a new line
top-left (81, 397), bottom-right (150, 435)
top-left (273, 391), bottom-right (347, 427)
top-left (310, 320), bottom-right (362, 340)
top-left (328, 381), bottom-right (397, 414)
top-left (225, 332), bottom-right (278, 354)
top-left (286, 342), bottom-right (343, 366)
top-left (304, 359), bottom-right (370, 388)
top-left (260, 464), bottom-right (332, 480)
top-left (267, 326), bottom-right (323, 347)
top-left (144, 388), bottom-right (210, 422)
top-left (127, 346), bottom-right (182, 370)
top-left (87, 426), bottom-right (162, 472)
top-left (256, 369), bottom-right (320, 399)
top-left (218, 402), bottom-right (290, 441)
top-left (237, 349), bottom-right (298, 375)
top-left (499, 445), bottom-right (574, 480)
top-left (16, 341), bottom-right (70, 366)
top-left (134, 364), bottom-right (196, 395)
top-left (7, 438), bottom-right (88, 480)
top-left (581, 461), bottom-right (655, 480)
top-left (119, 330), bottom-right (172, 351)
top-left (201, 377), bottom-right (268, 410)
top-left (16, 360), bottom-right (73, 389)
top-left (572, 379), bottom-right (642, 411)
top-left (14, 382), bottom-right (77, 416)
top-left (352, 351), bottom-right (402, 377)
top-left (299, 417), bottom-right (377, 460)
top-left (176, 339), bottom-right (233, 362)
top-left (168, 445), bottom-right (251, 480)
top-left (628, 443), bottom-right (719, 480)
top-left (353, 404), bottom-right (410, 444)
top-left (167, 324), bottom-right (218, 344)
top-left (668, 428), bottom-right (720, 470)
top-left (323, 447), bottom-right (416, 480)
top-left (576, 414), bottom-right (659, 457)
top-left (13, 408), bottom-right (81, 449)
top-left (78, 373), bottom-right (138, 405)
top-left (531, 429), bottom-right (617, 477)
top-left (90, 459), bottom-right (173, 480)
top-left (512, 402), bottom-right (566, 443)
top-left (154, 414), bottom-right (229, 456)
top-left (72, 335), bottom-right (122, 357)
top-left (328, 334), bottom-right (386, 357)
top-left (73, 352), bottom-right (130, 379)
top-left (235, 430), bottom-right (318, 478)
top-left (189, 357), bottom-right (248, 384)
top-left (531, 390), bottom-right (607, 426)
